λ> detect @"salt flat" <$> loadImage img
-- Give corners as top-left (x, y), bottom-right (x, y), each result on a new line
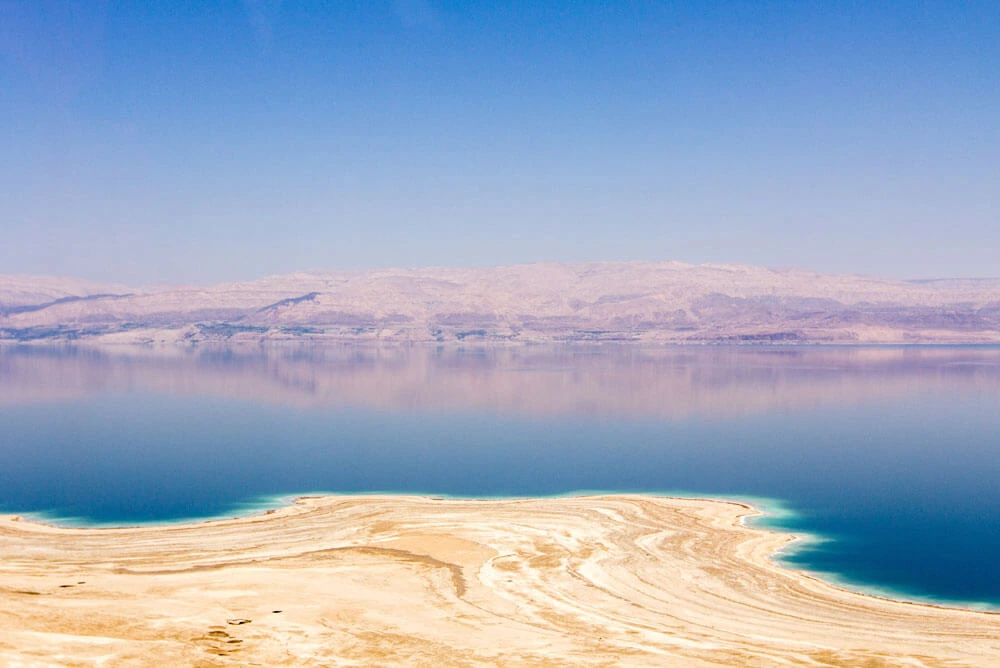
top-left (1, 495), bottom-right (997, 666)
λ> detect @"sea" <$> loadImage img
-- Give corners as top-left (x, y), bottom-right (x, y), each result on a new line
top-left (1, 343), bottom-right (999, 609)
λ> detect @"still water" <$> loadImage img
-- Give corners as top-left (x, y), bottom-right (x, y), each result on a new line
top-left (1, 344), bottom-right (999, 608)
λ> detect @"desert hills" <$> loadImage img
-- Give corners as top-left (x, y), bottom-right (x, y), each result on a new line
top-left (2, 261), bottom-right (1000, 344)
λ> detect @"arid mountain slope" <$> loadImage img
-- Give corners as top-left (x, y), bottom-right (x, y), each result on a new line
top-left (2, 262), bottom-right (999, 344)
top-left (0, 276), bottom-right (132, 312)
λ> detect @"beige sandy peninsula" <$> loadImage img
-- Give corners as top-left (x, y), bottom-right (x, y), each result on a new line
top-left (1, 495), bottom-right (998, 667)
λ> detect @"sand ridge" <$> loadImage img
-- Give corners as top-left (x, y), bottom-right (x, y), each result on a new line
top-left (0, 495), bottom-right (998, 666)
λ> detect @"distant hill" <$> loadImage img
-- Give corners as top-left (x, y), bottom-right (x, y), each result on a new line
top-left (0, 276), bottom-right (132, 311)
top-left (2, 262), bottom-right (1000, 344)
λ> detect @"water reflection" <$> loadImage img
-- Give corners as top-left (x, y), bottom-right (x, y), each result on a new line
top-left (2, 344), bottom-right (1000, 417)
top-left (3, 344), bottom-right (1000, 607)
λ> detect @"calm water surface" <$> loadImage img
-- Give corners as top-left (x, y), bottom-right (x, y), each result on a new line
top-left (1, 344), bottom-right (999, 608)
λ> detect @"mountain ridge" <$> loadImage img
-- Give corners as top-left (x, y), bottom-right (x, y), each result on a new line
top-left (2, 261), bottom-right (999, 344)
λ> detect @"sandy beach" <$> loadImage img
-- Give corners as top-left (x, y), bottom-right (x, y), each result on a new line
top-left (1, 495), bottom-right (997, 667)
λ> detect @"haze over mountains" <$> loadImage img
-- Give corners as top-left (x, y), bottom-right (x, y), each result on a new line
top-left (2, 261), bottom-right (1000, 345)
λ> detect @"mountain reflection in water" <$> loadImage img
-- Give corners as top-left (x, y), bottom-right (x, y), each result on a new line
top-left (3, 344), bottom-right (1000, 418)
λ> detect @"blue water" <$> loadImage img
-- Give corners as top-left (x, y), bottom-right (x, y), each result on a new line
top-left (1, 345), bottom-right (999, 608)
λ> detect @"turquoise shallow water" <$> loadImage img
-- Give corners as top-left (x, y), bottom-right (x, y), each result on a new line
top-left (1, 344), bottom-right (999, 609)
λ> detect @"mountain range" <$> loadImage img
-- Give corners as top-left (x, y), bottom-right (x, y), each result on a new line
top-left (2, 261), bottom-right (1000, 344)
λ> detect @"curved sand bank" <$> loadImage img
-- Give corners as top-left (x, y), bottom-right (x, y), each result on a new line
top-left (1, 496), bottom-right (998, 666)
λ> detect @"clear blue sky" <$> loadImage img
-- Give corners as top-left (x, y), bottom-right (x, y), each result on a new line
top-left (2, 1), bottom-right (998, 285)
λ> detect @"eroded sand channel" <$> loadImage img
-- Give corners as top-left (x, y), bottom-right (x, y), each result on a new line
top-left (1, 495), bottom-right (998, 666)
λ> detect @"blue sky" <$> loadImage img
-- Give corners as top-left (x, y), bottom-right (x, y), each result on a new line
top-left (1, 1), bottom-right (998, 285)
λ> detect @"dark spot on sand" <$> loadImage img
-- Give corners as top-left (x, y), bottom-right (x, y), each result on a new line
top-left (227, 618), bottom-right (252, 625)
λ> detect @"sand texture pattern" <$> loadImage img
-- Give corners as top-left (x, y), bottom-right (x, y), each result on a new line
top-left (0, 495), bottom-right (998, 667)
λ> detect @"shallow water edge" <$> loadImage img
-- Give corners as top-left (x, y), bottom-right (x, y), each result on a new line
top-left (12, 488), bottom-right (1000, 614)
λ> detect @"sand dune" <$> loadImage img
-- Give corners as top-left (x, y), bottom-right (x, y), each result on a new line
top-left (1, 495), bottom-right (997, 666)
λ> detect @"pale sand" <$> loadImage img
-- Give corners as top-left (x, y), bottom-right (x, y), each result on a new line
top-left (1, 496), bottom-right (998, 667)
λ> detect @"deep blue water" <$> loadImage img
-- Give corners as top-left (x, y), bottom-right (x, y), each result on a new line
top-left (1, 345), bottom-right (999, 608)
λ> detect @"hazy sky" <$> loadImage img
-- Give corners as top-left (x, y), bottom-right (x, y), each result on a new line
top-left (1, 1), bottom-right (998, 285)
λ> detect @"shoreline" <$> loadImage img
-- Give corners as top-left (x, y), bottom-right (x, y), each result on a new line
top-left (9, 490), bottom-right (1000, 616)
top-left (2, 494), bottom-right (999, 665)
top-left (6, 340), bottom-right (1000, 349)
